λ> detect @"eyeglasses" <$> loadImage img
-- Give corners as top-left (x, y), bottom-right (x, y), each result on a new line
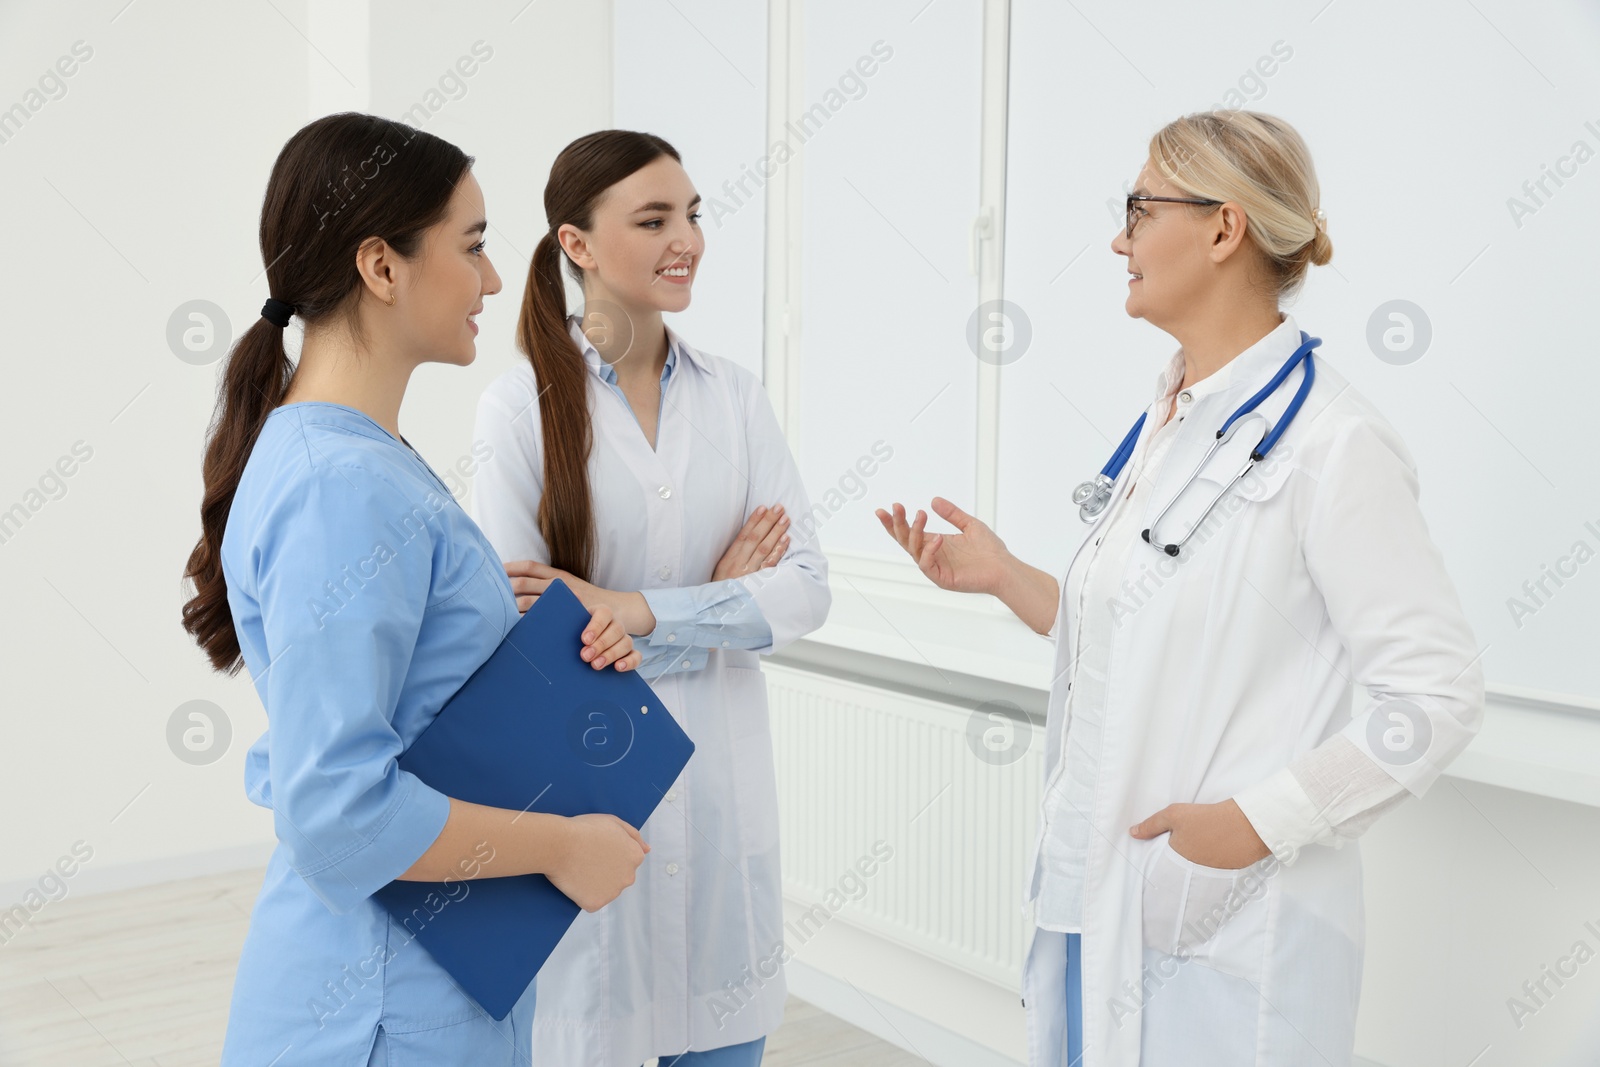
top-left (1125, 194), bottom-right (1222, 239)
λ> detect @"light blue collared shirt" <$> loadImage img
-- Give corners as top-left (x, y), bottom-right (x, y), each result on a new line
top-left (593, 337), bottom-right (675, 449)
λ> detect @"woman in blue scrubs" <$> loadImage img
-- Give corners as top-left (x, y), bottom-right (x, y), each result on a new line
top-left (180, 113), bottom-right (650, 1066)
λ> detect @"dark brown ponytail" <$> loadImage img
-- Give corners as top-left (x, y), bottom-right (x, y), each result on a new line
top-left (182, 113), bottom-right (472, 673)
top-left (516, 130), bottom-right (681, 581)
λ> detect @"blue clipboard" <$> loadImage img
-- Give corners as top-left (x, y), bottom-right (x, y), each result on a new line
top-left (373, 578), bottom-right (695, 1020)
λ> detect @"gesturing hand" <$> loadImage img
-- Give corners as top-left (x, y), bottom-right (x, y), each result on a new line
top-left (873, 497), bottom-right (1012, 596)
top-left (712, 504), bottom-right (790, 581)
top-left (1129, 800), bottom-right (1273, 870)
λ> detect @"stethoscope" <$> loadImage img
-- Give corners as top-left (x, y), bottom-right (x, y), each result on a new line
top-left (1071, 332), bottom-right (1321, 555)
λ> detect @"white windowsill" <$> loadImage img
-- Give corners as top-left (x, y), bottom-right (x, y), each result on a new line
top-left (801, 550), bottom-right (1600, 809)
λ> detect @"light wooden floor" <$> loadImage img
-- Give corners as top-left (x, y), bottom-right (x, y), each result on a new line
top-left (0, 867), bottom-right (927, 1065)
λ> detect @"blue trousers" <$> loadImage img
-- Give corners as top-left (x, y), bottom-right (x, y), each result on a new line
top-left (650, 1036), bottom-right (767, 1066)
top-left (1066, 932), bottom-right (1083, 1066)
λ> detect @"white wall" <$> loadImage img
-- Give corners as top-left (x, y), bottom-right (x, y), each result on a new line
top-left (612, 0), bottom-right (768, 376)
top-left (1360, 780), bottom-right (1600, 1066)
top-left (794, 0), bottom-right (986, 559)
top-left (0, 0), bottom-right (613, 893)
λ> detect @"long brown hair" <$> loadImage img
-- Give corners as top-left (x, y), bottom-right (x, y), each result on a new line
top-left (517, 130), bottom-right (681, 581)
top-left (181, 113), bottom-right (473, 673)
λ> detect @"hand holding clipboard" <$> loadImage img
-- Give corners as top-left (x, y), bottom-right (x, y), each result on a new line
top-left (373, 578), bottom-right (696, 1020)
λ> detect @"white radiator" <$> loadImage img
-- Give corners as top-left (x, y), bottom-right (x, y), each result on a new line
top-left (764, 662), bottom-right (1045, 989)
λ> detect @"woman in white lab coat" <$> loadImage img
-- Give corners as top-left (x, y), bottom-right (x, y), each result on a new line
top-left (471, 130), bottom-right (831, 1067)
top-left (878, 111), bottom-right (1484, 1066)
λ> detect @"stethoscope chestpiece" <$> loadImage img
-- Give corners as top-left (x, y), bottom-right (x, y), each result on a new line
top-left (1073, 475), bottom-right (1113, 523)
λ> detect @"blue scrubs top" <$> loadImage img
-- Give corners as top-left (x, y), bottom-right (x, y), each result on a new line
top-left (217, 402), bottom-right (534, 1066)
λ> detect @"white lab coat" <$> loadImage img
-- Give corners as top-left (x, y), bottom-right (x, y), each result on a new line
top-left (1021, 315), bottom-right (1484, 1066)
top-left (470, 320), bottom-right (830, 1067)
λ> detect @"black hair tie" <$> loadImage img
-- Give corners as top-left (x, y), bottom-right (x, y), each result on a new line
top-left (260, 297), bottom-right (296, 328)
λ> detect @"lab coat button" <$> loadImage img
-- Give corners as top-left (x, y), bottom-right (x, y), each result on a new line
top-left (666, 790), bottom-right (678, 801)
top-left (1178, 390), bottom-right (1193, 403)
top-left (721, 640), bottom-right (729, 647)
top-left (681, 659), bottom-right (692, 668)
top-left (658, 485), bottom-right (672, 499)
top-left (666, 632), bottom-right (677, 642)
top-left (659, 565), bottom-right (671, 579)
top-left (666, 862), bottom-right (680, 875)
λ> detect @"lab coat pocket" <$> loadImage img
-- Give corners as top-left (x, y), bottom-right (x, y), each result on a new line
top-left (723, 663), bottom-right (780, 854)
top-left (1140, 838), bottom-right (1270, 982)
top-left (1231, 440), bottom-right (1297, 504)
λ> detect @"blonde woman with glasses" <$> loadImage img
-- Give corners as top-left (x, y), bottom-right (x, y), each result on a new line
top-left (878, 111), bottom-right (1483, 1066)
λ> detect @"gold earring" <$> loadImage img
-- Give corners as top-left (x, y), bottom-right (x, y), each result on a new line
top-left (386, 292), bottom-right (396, 306)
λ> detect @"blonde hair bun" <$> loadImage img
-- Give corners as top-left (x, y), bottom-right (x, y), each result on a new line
top-left (1148, 111), bottom-right (1332, 296)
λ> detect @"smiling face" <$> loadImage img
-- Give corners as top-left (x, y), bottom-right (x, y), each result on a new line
top-left (1109, 158), bottom-right (1236, 332)
top-left (392, 169), bottom-right (502, 367)
top-left (558, 154), bottom-right (704, 317)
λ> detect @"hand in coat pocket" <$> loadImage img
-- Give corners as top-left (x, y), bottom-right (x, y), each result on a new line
top-left (1128, 799), bottom-right (1271, 870)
